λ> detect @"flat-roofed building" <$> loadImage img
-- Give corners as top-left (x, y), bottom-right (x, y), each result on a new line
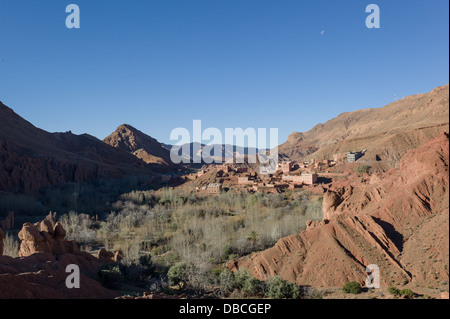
top-left (301, 173), bottom-right (318, 185)
top-left (207, 183), bottom-right (222, 194)
top-left (235, 167), bottom-right (248, 173)
top-left (291, 175), bottom-right (303, 185)
top-left (238, 177), bottom-right (252, 185)
top-left (280, 161), bottom-right (293, 174)
top-left (347, 151), bottom-right (363, 163)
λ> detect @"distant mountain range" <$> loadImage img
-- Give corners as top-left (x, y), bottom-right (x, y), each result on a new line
top-left (103, 124), bottom-right (261, 167)
top-left (0, 103), bottom-right (159, 193)
top-left (279, 84), bottom-right (449, 164)
top-left (1, 84), bottom-right (448, 193)
top-left (167, 142), bottom-right (260, 165)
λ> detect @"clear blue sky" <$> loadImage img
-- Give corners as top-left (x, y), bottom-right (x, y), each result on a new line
top-left (0, 0), bottom-right (448, 147)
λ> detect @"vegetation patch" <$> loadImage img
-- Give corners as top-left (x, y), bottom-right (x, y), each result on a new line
top-left (342, 281), bottom-right (362, 294)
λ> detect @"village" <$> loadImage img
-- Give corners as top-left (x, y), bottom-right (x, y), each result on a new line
top-left (181, 150), bottom-right (367, 195)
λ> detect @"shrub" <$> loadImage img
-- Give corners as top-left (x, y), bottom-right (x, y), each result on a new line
top-left (122, 263), bottom-right (151, 283)
top-left (241, 276), bottom-right (262, 296)
top-left (98, 264), bottom-right (122, 289)
top-left (265, 276), bottom-right (300, 299)
top-left (167, 262), bottom-right (188, 288)
top-left (342, 281), bottom-right (362, 294)
top-left (219, 269), bottom-right (235, 294)
top-left (357, 165), bottom-right (371, 174)
top-left (388, 286), bottom-right (416, 298)
top-left (399, 289), bottom-right (416, 298)
top-left (3, 233), bottom-right (20, 258)
top-left (233, 270), bottom-right (252, 289)
top-left (139, 254), bottom-right (153, 268)
top-left (387, 286), bottom-right (401, 296)
top-left (223, 245), bottom-right (233, 260)
top-left (60, 212), bottom-right (97, 245)
top-left (233, 270), bottom-right (262, 296)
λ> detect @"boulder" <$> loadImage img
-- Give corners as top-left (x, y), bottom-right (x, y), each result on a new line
top-left (97, 248), bottom-right (124, 263)
top-left (18, 219), bottom-right (78, 257)
top-left (0, 217), bottom-right (123, 299)
top-left (97, 248), bottom-right (114, 262)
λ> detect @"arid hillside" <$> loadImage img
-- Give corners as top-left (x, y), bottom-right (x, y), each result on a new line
top-left (231, 132), bottom-right (449, 288)
top-left (279, 84), bottom-right (449, 164)
top-left (0, 102), bottom-right (156, 193)
top-left (104, 124), bottom-right (177, 169)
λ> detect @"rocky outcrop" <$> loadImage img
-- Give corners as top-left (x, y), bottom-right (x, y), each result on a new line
top-left (0, 218), bottom-right (120, 299)
top-left (231, 132), bottom-right (449, 288)
top-left (322, 186), bottom-right (353, 221)
top-left (18, 220), bottom-right (79, 257)
top-left (0, 253), bottom-right (119, 299)
top-left (97, 248), bottom-right (124, 263)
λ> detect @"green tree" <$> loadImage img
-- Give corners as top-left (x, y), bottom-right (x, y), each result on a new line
top-left (265, 276), bottom-right (300, 299)
top-left (234, 270), bottom-right (262, 296)
top-left (167, 262), bottom-right (188, 289)
top-left (219, 269), bottom-right (235, 294)
top-left (342, 281), bottom-right (362, 294)
top-left (98, 264), bottom-right (123, 289)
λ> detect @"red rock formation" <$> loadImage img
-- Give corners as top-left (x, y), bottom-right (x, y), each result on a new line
top-left (230, 132), bottom-right (449, 288)
top-left (0, 218), bottom-right (120, 299)
top-left (0, 253), bottom-right (119, 299)
top-left (97, 248), bottom-right (123, 263)
top-left (18, 220), bottom-right (79, 257)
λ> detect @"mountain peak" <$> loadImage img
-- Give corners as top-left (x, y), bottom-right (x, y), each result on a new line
top-left (104, 124), bottom-right (174, 167)
top-left (117, 123), bottom-right (136, 131)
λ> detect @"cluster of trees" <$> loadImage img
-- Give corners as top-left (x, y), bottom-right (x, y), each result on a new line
top-left (167, 264), bottom-right (310, 299)
top-left (59, 187), bottom-right (323, 297)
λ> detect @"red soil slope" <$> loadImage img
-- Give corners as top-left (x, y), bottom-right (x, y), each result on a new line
top-left (231, 132), bottom-right (449, 288)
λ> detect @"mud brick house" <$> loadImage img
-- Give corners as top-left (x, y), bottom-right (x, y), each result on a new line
top-left (207, 183), bottom-right (222, 194)
top-left (347, 151), bottom-right (363, 163)
top-left (238, 177), bottom-right (253, 185)
top-left (301, 173), bottom-right (318, 185)
top-left (280, 161), bottom-right (293, 174)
